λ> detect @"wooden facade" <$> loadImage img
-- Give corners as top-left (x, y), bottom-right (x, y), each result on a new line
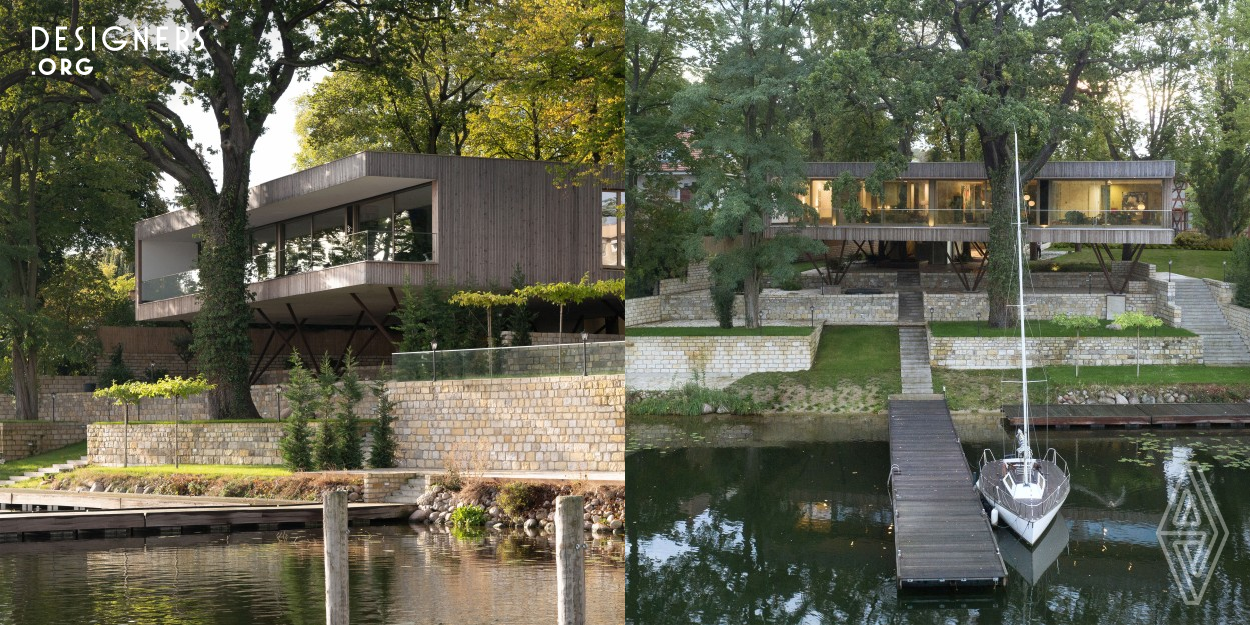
top-left (136, 153), bottom-right (622, 323)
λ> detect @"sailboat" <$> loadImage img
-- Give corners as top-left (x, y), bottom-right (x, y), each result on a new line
top-left (975, 130), bottom-right (1071, 546)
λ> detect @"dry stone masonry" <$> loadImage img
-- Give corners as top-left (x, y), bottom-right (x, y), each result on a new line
top-left (626, 327), bottom-right (821, 390)
top-left (929, 335), bottom-right (1203, 369)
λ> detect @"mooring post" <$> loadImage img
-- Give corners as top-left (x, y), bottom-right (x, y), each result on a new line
top-left (555, 495), bottom-right (586, 625)
top-left (324, 490), bottom-right (350, 625)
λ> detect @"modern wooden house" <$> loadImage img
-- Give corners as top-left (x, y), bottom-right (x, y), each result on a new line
top-left (135, 152), bottom-right (624, 370)
top-left (773, 160), bottom-right (1178, 288)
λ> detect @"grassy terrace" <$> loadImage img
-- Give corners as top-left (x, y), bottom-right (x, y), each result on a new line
top-left (935, 365), bottom-right (1250, 411)
top-left (731, 326), bottom-right (902, 412)
top-left (626, 326), bottom-right (814, 337)
top-left (0, 441), bottom-right (87, 482)
top-left (930, 320), bottom-right (1195, 338)
top-left (1031, 247), bottom-right (1231, 281)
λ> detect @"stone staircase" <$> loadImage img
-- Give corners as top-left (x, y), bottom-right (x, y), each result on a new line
top-left (1173, 277), bottom-right (1250, 365)
top-left (383, 476), bottom-right (428, 503)
top-left (0, 455), bottom-right (89, 487)
top-left (898, 270), bottom-right (924, 323)
top-left (899, 327), bottom-right (934, 394)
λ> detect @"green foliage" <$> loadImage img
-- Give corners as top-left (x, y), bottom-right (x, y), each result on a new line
top-left (829, 174), bottom-right (864, 224)
top-left (710, 281), bottom-right (736, 329)
top-left (496, 482), bottom-right (537, 519)
top-left (1231, 238), bottom-right (1250, 307)
top-left (395, 282), bottom-right (484, 352)
top-left (313, 356), bottom-right (341, 470)
top-left (333, 352), bottom-right (365, 470)
top-left (39, 255), bottom-right (138, 375)
top-left (98, 345), bottom-right (134, 388)
top-left (503, 265), bottom-right (536, 346)
top-left (1052, 314), bottom-right (1103, 336)
top-left (626, 383), bottom-right (761, 417)
top-left (367, 372), bottom-right (398, 469)
top-left (280, 353), bottom-right (319, 472)
top-left (449, 504), bottom-right (489, 529)
top-left (449, 290), bottom-right (526, 348)
top-left (1115, 311), bottom-right (1164, 332)
top-left (1174, 231), bottom-right (1211, 249)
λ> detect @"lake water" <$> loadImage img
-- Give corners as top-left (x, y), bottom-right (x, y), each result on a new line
top-left (0, 525), bottom-right (625, 624)
top-left (627, 415), bottom-right (1250, 624)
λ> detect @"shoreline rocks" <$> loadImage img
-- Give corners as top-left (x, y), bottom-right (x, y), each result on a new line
top-left (406, 481), bottom-right (625, 535)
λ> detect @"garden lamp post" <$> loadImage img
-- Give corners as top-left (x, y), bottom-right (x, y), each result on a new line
top-left (1087, 275), bottom-right (1091, 294)
top-left (431, 341), bottom-right (438, 382)
top-left (1168, 260), bottom-right (1173, 283)
top-left (581, 332), bottom-right (589, 376)
top-left (50, 392), bottom-right (56, 422)
top-left (275, 385), bottom-right (282, 421)
top-left (809, 305), bottom-right (816, 328)
top-left (977, 311), bottom-right (982, 338)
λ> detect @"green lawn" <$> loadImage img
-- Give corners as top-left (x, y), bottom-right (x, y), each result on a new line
top-left (1033, 247), bottom-right (1231, 281)
top-left (934, 365), bottom-right (1250, 411)
top-left (930, 320), bottom-right (1194, 338)
top-left (0, 441), bottom-right (87, 481)
top-left (734, 326), bottom-right (901, 391)
top-left (626, 326), bottom-right (814, 337)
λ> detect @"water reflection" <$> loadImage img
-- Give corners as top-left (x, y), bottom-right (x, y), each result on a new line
top-left (0, 525), bottom-right (625, 624)
top-left (627, 417), bottom-right (1250, 624)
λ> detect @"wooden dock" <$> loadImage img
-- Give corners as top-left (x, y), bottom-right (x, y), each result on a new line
top-left (0, 488), bottom-right (308, 511)
top-left (1005, 403), bottom-right (1250, 429)
top-left (0, 502), bottom-right (416, 541)
top-left (889, 397), bottom-right (1006, 589)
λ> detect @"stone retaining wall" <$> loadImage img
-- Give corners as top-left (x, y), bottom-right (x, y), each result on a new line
top-left (625, 296), bottom-right (663, 326)
top-left (86, 375), bottom-right (624, 473)
top-left (0, 422), bottom-right (86, 461)
top-left (657, 262), bottom-right (713, 295)
top-left (625, 327), bottom-right (821, 390)
top-left (1211, 281), bottom-right (1250, 347)
top-left (0, 384), bottom-right (299, 424)
top-left (923, 290), bottom-right (1161, 322)
top-left (929, 334), bottom-right (1203, 369)
top-left (655, 291), bottom-right (897, 325)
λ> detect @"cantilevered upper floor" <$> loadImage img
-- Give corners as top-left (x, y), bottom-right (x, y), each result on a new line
top-left (136, 152), bottom-right (625, 323)
top-left (773, 160), bottom-right (1177, 245)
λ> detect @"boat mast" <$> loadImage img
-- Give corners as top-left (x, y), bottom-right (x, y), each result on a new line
top-left (1013, 129), bottom-right (1032, 484)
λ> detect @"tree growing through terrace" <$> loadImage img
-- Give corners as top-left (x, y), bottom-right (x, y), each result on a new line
top-left (57, 0), bottom-right (396, 419)
top-left (677, 0), bottom-right (821, 328)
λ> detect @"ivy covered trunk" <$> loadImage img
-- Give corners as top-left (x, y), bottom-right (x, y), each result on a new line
top-left (193, 167), bottom-right (260, 420)
top-left (11, 341), bottom-right (38, 421)
top-left (985, 167), bottom-right (1021, 329)
top-left (741, 230), bottom-right (763, 329)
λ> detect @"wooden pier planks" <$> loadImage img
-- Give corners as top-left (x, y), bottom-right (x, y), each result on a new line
top-left (0, 503), bottom-right (416, 538)
top-left (889, 398), bottom-right (1006, 589)
top-left (1004, 403), bottom-right (1250, 428)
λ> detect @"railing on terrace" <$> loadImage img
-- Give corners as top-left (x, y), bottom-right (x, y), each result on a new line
top-left (790, 208), bottom-right (1170, 228)
top-left (141, 268), bottom-right (200, 302)
top-left (392, 341), bottom-right (625, 382)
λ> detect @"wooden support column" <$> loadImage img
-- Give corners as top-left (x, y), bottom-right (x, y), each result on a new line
top-left (555, 495), bottom-right (586, 625)
top-left (323, 490), bottom-right (349, 625)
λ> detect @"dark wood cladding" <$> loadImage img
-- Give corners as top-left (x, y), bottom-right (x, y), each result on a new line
top-left (806, 160), bottom-right (1175, 180)
top-left (774, 224), bottom-right (1175, 245)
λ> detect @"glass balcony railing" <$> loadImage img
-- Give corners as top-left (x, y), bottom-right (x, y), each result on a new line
top-left (797, 208), bottom-right (1169, 228)
top-left (392, 341), bottom-right (625, 382)
top-left (141, 269), bottom-right (200, 302)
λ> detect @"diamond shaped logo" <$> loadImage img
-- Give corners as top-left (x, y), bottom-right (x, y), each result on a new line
top-left (1157, 464), bottom-right (1228, 605)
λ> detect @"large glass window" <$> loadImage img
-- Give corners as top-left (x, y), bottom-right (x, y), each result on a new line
top-left (394, 185), bottom-right (435, 262)
top-left (354, 197), bottom-right (395, 262)
top-left (282, 217), bottom-right (313, 276)
top-left (1048, 180), bottom-right (1163, 225)
top-left (312, 209), bottom-right (348, 268)
top-left (602, 190), bottom-right (625, 268)
top-left (934, 181), bottom-right (989, 224)
top-left (249, 225), bottom-right (278, 281)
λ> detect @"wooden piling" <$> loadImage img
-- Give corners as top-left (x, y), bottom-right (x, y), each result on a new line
top-left (555, 495), bottom-right (585, 625)
top-left (323, 490), bottom-right (349, 625)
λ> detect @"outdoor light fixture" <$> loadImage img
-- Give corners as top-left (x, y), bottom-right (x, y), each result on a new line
top-left (810, 305), bottom-right (816, 328)
top-left (977, 311), bottom-right (982, 337)
top-left (581, 332), bottom-right (589, 376)
top-left (1169, 259), bottom-right (1173, 283)
top-left (1224, 261), bottom-right (1228, 282)
top-left (431, 341), bottom-right (439, 382)
top-left (275, 385), bottom-right (283, 421)
top-left (1088, 275), bottom-right (1092, 294)
top-left (50, 392), bottom-right (56, 422)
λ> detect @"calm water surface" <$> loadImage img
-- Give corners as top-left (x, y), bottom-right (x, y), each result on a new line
top-left (0, 525), bottom-right (625, 624)
top-left (627, 415), bottom-right (1250, 624)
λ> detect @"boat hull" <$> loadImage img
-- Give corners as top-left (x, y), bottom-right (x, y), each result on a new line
top-left (977, 456), bottom-right (1070, 546)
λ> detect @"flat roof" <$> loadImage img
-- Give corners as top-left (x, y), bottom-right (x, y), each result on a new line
top-left (806, 161), bottom-right (1175, 180)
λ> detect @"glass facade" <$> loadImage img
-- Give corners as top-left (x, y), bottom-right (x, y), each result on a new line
top-left (245, 182), bottom-right (436, 281)
top-left (800, 177), bottom-right (1167, 228)
top-left (602, 190), bottom-right (625, 268)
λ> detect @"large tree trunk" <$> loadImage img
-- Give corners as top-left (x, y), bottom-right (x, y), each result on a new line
top-left (7, 154), bottom-right (39, 420)
top-left (11, 343), bottom-right (38, 421)
top-left (194, 161), bottom-right (260, 420)
top-left (741, 231), bottom-right (763, 329)
top-left (985, 167), bottom-right (1021, 328)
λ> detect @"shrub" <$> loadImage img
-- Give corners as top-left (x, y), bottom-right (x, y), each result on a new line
top-left (711, 283), bottom-right (736, 329)
top-left (432, 469), bottom-right (462, 491)
top-left (1173, 230), bottom-right (1211, 249)
top-left (367, 373), bottom-right (398, 469)
top-left (449, 504), bottom-right (488, 529)
top-left (777, 274), bottom-right (804, 291)
top-left (98, 344), bottom-right (133, 387)
top-left (1232, 237), bottom-right (1250, 307)
top-left (496, 482), bottom-right (537, 519)
top-left (1064, 211), bottom-right (1088, 225)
